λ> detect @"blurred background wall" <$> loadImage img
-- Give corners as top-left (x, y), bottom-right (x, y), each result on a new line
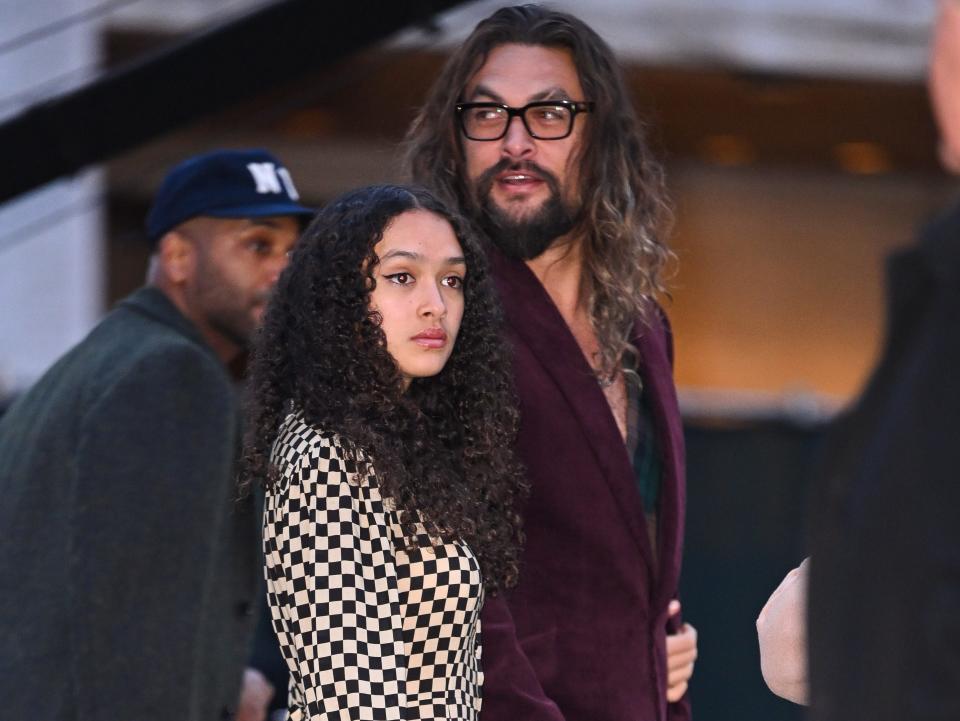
top-left (4, 0), bottom-right (952, 403)
top-left (0, 0), bottom-right (106, 392)
top-left (1, 1), bottom-right (956, 718)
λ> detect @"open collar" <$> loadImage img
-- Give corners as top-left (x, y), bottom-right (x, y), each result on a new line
top-left (488, 244), bottom-right (668, 575)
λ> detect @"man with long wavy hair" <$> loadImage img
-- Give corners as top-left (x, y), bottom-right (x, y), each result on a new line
top-left (405, 6), bottom-right (696, 721)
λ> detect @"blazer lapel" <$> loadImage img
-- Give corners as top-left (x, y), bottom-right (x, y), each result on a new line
top-left (635, 318), bottom-right (685, 603)
top-left (489, 246), bottom-right (656, 573)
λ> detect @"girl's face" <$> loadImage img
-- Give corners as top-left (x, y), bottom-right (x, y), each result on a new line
top-left (369, 209), bottom-right (467, 388)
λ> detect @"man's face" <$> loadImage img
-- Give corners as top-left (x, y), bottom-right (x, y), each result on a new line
top-left (186, 216), bottom-right (300, 347)
top-left (931, 0), bottom-right (960, 173)
top-left (462, 43), bottom-right (588, 259)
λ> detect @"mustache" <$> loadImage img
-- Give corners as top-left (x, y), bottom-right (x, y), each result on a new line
top-left (474, 159), bottom-right (562, 198)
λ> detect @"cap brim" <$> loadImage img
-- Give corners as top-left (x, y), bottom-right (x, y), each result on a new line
top-left (204, 202), bottom-right (315, 221)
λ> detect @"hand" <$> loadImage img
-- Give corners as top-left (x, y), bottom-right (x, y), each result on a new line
top-left (756, 557), bottom-right (809, 705)
top-left (666, 599), bottom-right (698, 703)
top-left (235, 667), bottom-right (275, 721)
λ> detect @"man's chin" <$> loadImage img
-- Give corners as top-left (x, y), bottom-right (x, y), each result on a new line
top-left (477, 185), bottom-right (578, 260)
top-left (486, 217), bottom-right (570, 261)
top-left (489, 194), bottom-right (547, 221)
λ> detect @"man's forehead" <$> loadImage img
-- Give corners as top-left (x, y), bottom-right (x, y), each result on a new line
top-left (180, 215), bottom-right (300, 242)
top-left (202, 215), bottom-right (299, 231)
top-left (464, 43), bottom-right (582, 101)
top-left (241, 216), bottom-right (300, 230)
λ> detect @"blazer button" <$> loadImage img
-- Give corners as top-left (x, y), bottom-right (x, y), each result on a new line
top-left (220, 705), bottom-right (234, 719)
top-left (236, 600), bottom-right (254, 617)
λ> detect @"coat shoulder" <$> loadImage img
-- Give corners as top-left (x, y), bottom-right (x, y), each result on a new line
top-left (270, 413), bottom-right (373, 489)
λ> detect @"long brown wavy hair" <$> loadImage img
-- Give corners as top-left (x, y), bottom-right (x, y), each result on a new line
top-left (240, 185), bottom-right (526, 592)
top-left (404, 4), bottom-right (672, 380)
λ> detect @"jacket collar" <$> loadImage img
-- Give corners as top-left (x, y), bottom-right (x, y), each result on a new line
top-left (884, 200), bottom-right (960, 319)
top-left (918, 199), bottom-right (960, 287)
top-left (488, 242), bottom-right (676, 576)
top-left (118, 286), bottom-right (220, 361)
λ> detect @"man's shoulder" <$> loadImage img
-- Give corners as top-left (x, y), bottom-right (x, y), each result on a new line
top-left (913, 199), bottom-right (960, 277)
top-left (97, 322), bottom-right (233, 417)
top-left (84, 303), bottom-right (223, 383)
top-left (645, 301), bottom-right (672, 338)
top-left (633, 301), bottom-right (675, 370)
top-left (7, 302), bottom-right (226, 422)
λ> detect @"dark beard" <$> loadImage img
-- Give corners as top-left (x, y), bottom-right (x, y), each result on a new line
top-left (474, 160), bottom-right (577, 261)
top-left (193, 250), bottom-right (261, 348)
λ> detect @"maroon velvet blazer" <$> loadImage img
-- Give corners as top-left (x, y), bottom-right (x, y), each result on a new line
top-left (481, 245), bottom-right (691, 721)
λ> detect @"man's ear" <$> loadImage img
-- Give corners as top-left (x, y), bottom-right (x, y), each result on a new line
top-left (157, 229), bottom-right (196, 284)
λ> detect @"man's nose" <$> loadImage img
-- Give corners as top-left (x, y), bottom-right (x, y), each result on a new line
top-left (501, 114), bottom-right (536, 160)
top-left (265, 252), bottom-right (289, 286)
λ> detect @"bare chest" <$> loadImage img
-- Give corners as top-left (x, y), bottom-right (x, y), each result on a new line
top-left (568, 316), bottom-right (628, 442)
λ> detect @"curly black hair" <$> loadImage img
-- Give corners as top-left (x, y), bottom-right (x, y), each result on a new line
top-left (240, 184), bottom-right (527, 592)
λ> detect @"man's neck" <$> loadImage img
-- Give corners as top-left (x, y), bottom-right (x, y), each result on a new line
top-left (525, 232), bottom-right (586, 324)
top-left (191, 321), bottom-right (242, 367)
top-left (525, 231), bottom-right (628, 441)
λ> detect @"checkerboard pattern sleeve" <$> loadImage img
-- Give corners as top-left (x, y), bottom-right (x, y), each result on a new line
top-left (263, 414), bottom-right (484, 720)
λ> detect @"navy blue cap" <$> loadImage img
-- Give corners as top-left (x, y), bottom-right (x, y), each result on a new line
top-left (145, 148), bottom-right (314, 244)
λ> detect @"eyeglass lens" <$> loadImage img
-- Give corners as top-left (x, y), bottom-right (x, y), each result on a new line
top-left (463, 104), bottom-right (573, 139)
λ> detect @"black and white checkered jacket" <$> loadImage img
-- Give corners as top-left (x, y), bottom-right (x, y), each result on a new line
top-left (263, 413), bottom-right (484, 720)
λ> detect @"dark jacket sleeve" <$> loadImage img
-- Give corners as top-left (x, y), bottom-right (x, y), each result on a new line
top-left (69, 345), bottom-right (239, 720)
top-left (480, 594), bottom-right (566, 721)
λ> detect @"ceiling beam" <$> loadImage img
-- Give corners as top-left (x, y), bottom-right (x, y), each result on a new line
top-left (0, 0), bottom-right (469, 204)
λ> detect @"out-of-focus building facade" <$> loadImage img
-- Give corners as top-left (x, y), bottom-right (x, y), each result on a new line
top-left (1, 0), bottom-right (950, 415)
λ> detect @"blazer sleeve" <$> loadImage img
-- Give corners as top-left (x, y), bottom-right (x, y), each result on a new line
top-left (480, 594), bottom-right (567, 721)
top-left (70, 345), bottom-right (240, 720)
top-left (264, 432), bottom-right (407, 720)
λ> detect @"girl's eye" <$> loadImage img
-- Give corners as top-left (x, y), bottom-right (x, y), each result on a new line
top-left (442, 275), bottom-right (464, 289)
top-left (385, 272), bottom-right (413, 285)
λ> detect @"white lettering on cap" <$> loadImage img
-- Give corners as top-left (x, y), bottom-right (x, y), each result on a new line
top-left (276, 167), bottom-right (301, 201)
top-left (247, 162), bottom-right (283, 194)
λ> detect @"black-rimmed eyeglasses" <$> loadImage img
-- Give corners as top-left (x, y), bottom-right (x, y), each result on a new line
top-left (455, 100), bottom-right (594, 141)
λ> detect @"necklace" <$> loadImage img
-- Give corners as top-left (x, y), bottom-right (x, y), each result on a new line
top-left (595, 367), bottom-right (642, 392)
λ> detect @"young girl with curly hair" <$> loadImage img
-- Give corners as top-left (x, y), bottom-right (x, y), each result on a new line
top-left (241, 184), bottom-right (526, 721)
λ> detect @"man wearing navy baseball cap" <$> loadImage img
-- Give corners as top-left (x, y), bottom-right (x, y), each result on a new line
top-left (145, 148), bottom-right (313, 354)
top-left (0, 149), bottom-right (312, 721)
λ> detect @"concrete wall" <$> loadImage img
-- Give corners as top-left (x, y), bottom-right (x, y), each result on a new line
top-left (0, 0), bottom-right (105, 396)
top-left (669, 163), bottom-right (957, 405)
